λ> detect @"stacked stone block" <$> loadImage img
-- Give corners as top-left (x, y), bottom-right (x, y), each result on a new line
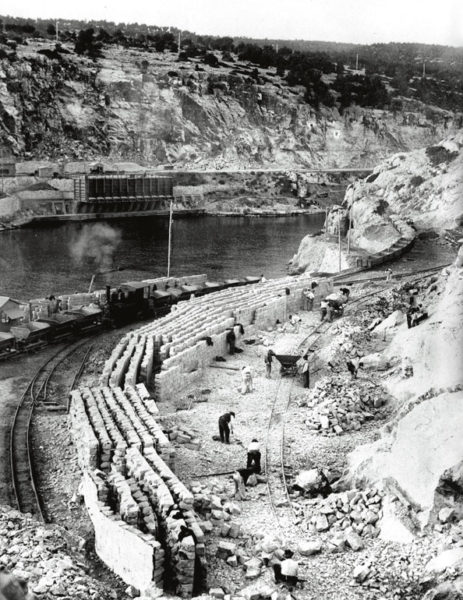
top-left (126, 448), bottom-right (198, 596)
top-left (69, 390), bottom-right (100, 470)
top-left (71, 272), bottom-right (334, 595)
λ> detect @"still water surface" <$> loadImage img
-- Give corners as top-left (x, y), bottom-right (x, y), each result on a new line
top-left (0, 214), bottom-right (326, 300)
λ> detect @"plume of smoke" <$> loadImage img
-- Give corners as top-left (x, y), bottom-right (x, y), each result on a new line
top-left (70, 223), bottom-right (121, 273)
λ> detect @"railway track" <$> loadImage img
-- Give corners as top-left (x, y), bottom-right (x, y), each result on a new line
top-left (265, 264), bottom-right (446, 531)
top-left (9, 340), bottom-right (92, 519)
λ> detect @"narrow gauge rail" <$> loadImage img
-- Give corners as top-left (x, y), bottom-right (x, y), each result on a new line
top-left (267, 263), bottom-right (446, 530)
top-left (9, 340), bottom-right (92, 518)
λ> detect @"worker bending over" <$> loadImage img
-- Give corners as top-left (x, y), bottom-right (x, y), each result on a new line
top-left (273, 549), bottom-right (301, 588)
top-left (218, 411), bottom-right (235, 443)
top-left (247, 439), bottom-right (261, 473)
top-left (232, 468), bottom-right (256, 500)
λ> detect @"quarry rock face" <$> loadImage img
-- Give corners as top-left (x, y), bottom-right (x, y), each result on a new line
top-left (288, 234), bottom-right (353, 275)
top-left (347, 253), bottom-right (463, 521)
top-left (0, 42), bottom-right (461, 168)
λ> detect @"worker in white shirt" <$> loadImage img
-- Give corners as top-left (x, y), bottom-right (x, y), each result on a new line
top-left (241, 365), bottom-right (253, 394)
top-left (303, 287), bottom-right (315, 311)
top-left (289, 314), bottom-right (301, 333)
top-left (273, 549), bottom-right (300, 587)
top-left (246, 439), bottom-right (261, 473)
top-left (320, 299), bottom-right (328, 322)
top-left (301, 354), bottom-right (310, 388)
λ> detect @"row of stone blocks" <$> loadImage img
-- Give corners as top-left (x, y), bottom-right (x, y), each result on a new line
top-left (104, 273), bottom-right (331, 403)
top-left (70, 382), bottom-right (204, 596)
top-left (70, 386), bottom-right (174, 472)
top-left (125, 447), bottom-right (203, 597)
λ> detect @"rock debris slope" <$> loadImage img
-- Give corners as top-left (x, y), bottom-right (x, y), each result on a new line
top-left (348, 246), bottom-right (463, 521)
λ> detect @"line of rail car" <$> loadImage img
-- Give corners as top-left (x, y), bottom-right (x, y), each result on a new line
top-left (0, 276), bottom-right (262, 359)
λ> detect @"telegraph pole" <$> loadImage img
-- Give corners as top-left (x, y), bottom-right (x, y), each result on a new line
top-left (338, 211), bottom-right (342, 272)
top-left (0, 147), bottom-right (4, 196)
top-left (55, 20), bottom-right (59, 43)
top-left (178, 31), bottom-right (181, 57)
top-left (347, 209), bottom-right (352, 255)
top-left (355, 53), bottom-right (359, 70)
top-left (167, 198), bottom-right (173, 277)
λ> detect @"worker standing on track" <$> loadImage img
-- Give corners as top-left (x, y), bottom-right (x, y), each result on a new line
top-left (241, 365), bottom-right (253, 394)
top-left (320, 299), bottom-right (328, 322)
top-left (218, 411), bottom-right (235, 443)
top-left (301, 354), bottom-right (310, 388)
top-left (264, 349), bottom-right (275, 378)
top-left (247, 438), bottom-right (261, 473)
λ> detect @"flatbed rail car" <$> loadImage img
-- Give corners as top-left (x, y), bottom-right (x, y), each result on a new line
top-left (0, 332), bottom-right (16, 359)
top-left (37, 314), bottom-right (80, 342)
top-left (64, 306), bottom-right (103, 334)
top-left (10, 322), bottom-right (51, 352)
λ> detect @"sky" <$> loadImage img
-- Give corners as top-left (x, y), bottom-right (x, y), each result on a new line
top-left (1, 0), bottom-right (462, 46)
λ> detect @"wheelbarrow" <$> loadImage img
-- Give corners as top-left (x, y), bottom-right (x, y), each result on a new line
top-left (274, 354), bottom-right (301, 377)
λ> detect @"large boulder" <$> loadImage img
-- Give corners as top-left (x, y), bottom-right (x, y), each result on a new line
top-left (425, 548), bottom-right (463, 575)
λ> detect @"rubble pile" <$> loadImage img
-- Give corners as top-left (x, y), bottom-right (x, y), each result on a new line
top-left (303, 378), bottom-right (388, 435)
top-left (308, 488), bottom-right (384, 543)
top-left (164, 424), bottom-right (202, 451)
top-left (329, 322), bottom-right (365, 354)
top-left (352, 548), bottom-right (428, 600)
top-left (190, 482), bottom-right (242, 540)
top-left (0, 505), bottom-right (118, 600)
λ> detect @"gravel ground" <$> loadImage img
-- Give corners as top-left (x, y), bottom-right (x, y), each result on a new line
top-left (1, 276), bottom-right (455, 600)
top-left (161, 282), bottom-right (453, 599)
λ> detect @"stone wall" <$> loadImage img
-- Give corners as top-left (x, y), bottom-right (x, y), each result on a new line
top-left (82, 471), bottom-right (162, 591)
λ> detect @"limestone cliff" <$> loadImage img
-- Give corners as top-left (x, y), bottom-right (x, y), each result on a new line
top-left (345, 131), bottom-right (463, 231)
top-left (0, 41), bottom-right (461, 168)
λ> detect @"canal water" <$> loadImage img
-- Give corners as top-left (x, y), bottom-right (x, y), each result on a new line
top-left (0, 214), bottom-right (326, 300)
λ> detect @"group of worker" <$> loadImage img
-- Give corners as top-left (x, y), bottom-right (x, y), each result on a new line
top-left (320, 287), bottom-right (350, 323)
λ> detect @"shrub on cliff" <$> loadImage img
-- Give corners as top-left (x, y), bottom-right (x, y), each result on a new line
top-left (410, 175), bottom-right (425, 187)
top-left (425, 145), bottom-right (458, 167)
top-left (203, 52), bottom-right (219, 68)
top-left (74, 28), bottom-right (103, 59)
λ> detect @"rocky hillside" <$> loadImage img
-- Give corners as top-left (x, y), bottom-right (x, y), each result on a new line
top-left (0, 40), bottom-right (461, 168)
top-left (347, 246), bottom-right (463, 525)
top-left (345, 131), bottom-right (463, 231)
top-left (288, 132), bottom-right (463, 274)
